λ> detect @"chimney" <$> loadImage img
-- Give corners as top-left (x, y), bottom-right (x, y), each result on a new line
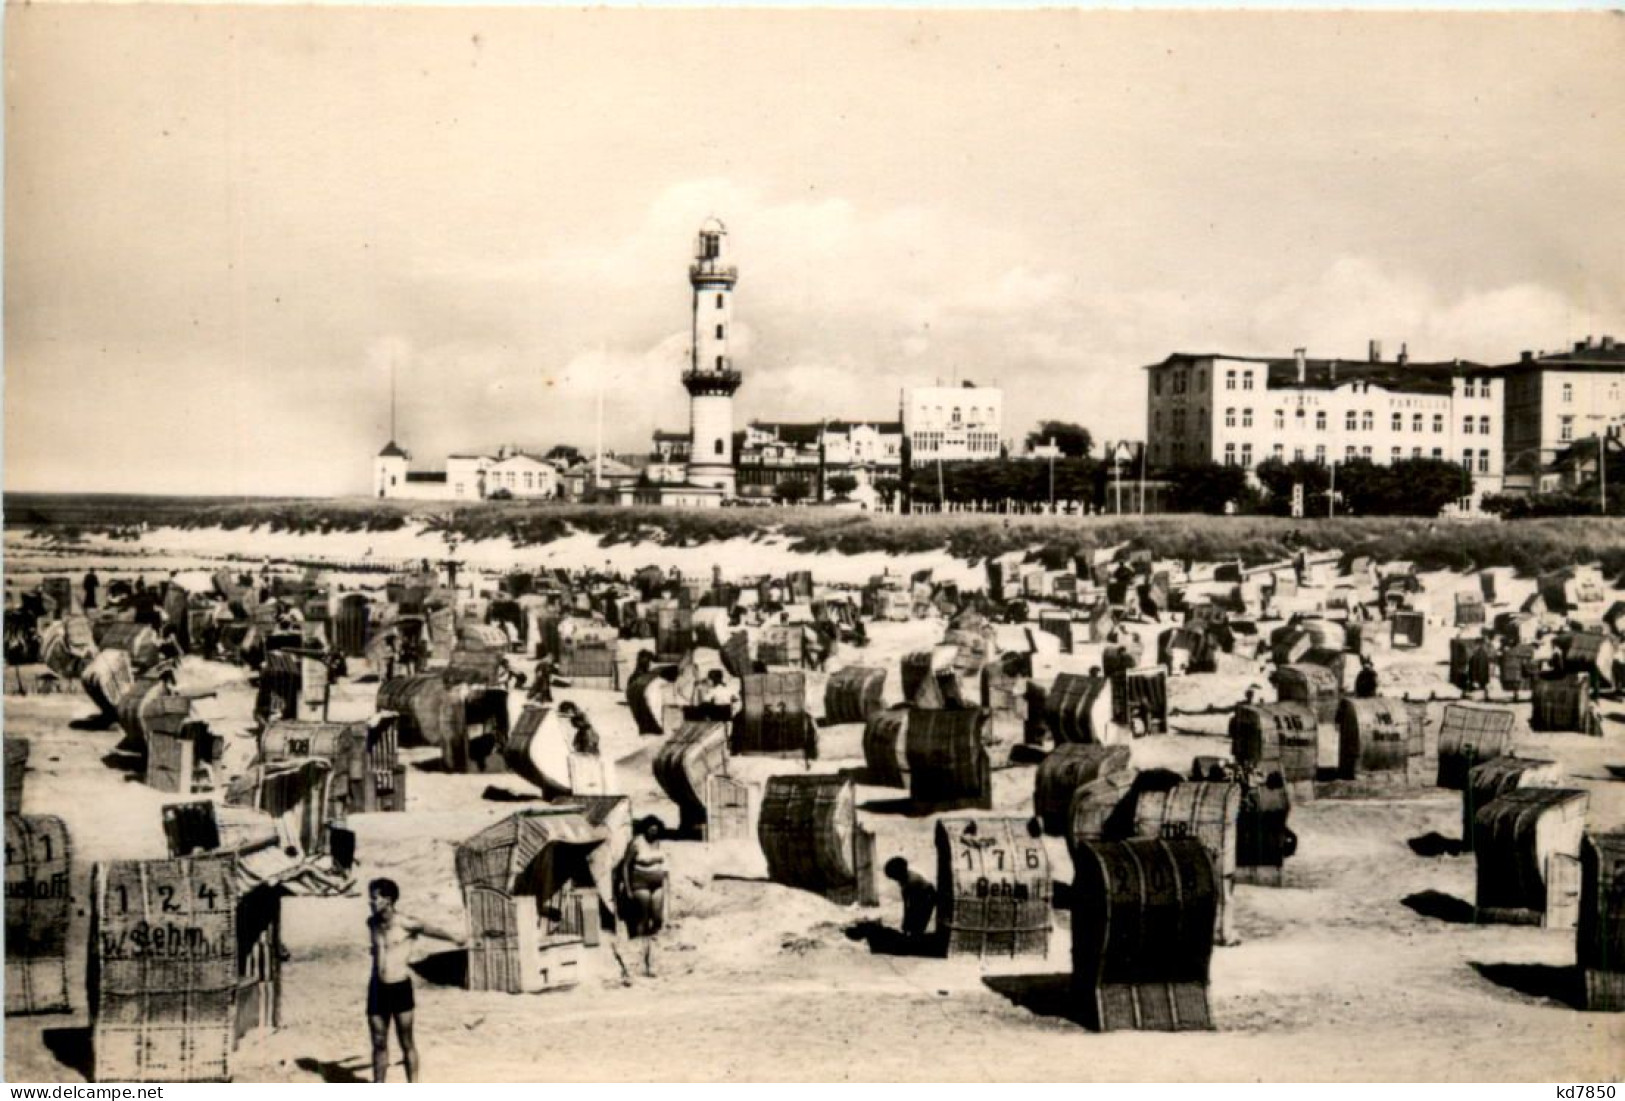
top-left (1575, 340), bottom-right (1588, 354)
top-left (1369, 339), bottom-right (1382, 363)
top-left (1521, 350), bottom-right (1534, 363)
top-left (1294, 347), bottom-right (1307, 384)
top-left (1604, 336), bottom-right (1617, 351)
top-left (1398, 343), bottom-right (1409, 366)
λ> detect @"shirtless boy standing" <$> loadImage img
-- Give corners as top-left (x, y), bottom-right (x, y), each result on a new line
top-left (366, 878), bottom-right (460, 1083)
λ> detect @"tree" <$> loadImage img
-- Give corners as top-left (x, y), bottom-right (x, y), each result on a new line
top-left (826, 474), bottom-right (859, 501)
top-left (1025, 421), bottom-right (1094, 459)
top-left (1254, 458), bottom-right (1332, 517)
top-left (774, 479), bottom-right (810, 505)
top-left (1165, 463), bottom-right (1251, 514)
top-left (906, 457), bottom-right (1102, 509)
top-left (546, 445), bottom-right (584, 467)
top-left (1338, 458), bottom-right (1469, 517)
top-left (873, 476), bottom-right (901, 510)
top-left (1483, 491), bottom-right (1625, 519)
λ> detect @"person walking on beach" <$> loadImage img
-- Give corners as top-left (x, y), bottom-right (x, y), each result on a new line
top-left (366, 878), bottom-right (460, 1083)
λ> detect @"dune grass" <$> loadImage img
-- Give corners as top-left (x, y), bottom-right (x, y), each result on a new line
top-left (7, 493), bottom-right (1624, 578)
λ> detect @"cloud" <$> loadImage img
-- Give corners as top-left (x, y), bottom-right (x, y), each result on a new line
top-left (1249, 257), bottom-right (1586, 364)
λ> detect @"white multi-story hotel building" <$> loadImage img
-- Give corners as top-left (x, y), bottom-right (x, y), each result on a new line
top-left (1143, 342), bottom-right (1504, 500)
top-left (904, 384), bottom-right (1004, 461)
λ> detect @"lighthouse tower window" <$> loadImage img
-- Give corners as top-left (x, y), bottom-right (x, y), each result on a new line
top-left (715, 356), bottom-right (724, 370)
top-left (715, 294), bottom-right (724, 309)
top-left (716, 324), bottom-right (725, 339)
top-left (715, 439), bottom-right (724, 455)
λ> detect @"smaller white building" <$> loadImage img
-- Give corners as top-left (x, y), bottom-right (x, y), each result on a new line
top-left (375, 441), bottom-right (411, 498)
top-left (374, 444), bottom-right (561, 501)
top-left (904, 384), bottom-right (1003, 461)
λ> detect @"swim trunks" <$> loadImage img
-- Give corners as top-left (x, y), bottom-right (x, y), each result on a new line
top-left (368, 978), bottom-right (415, 1017)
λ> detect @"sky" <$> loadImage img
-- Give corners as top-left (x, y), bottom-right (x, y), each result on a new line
top-left (5, 7), bottom-right (1623, 496)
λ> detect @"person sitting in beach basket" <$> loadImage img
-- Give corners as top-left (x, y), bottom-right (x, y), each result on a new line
top-left (698, 669), bottom-right (740, 722)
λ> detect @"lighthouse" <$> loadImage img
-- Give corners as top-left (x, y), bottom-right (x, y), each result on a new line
top-left (683, 218), bottom-right (741, 495)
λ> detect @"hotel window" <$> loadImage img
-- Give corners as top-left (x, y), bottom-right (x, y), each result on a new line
top-left (1225, 370), bottom-right (1236, 391)
top-left (1412, 413), bottom-right (1423, 433)
top-left (1273, 443), bottom-right (1285, 461)
top-left (1479, 415), bottom-right (1491, 435)
top-left (1224, 443), bottom-right (1236, 466)
top-left (1224, 408), bottom-right (1235, 428)
top-left (1314, 445), bottom-right (1325, 465)
top-left (1462, 416), bottom-right (1473, 436)
top-left (1294, 447), bottom-right (1305, 462)
top-left (1392, 413), bottom-right (1403, 432)
top-left (1561, 416), bottom-right (1574, 442)
top-left (1412, 448), bottom-right (1422, 459)
top-left (1433, 414), bottom-right (1444, 434)
top-left (1242, 408), bottom-right (1253, 428)
top-left (1432, 448), bottom-right (1442, 459)
top-left (1242, 372), bottom-right (1254, 391)
top-left (1295, 408), bottom-right (1306, 426)
top-left (1463, 450), bottom-right (1473, 468)
top-left (1391, 447), bottom-right (1401, 462)
top-left (1478, 450), bottom-right (1491, 474)
top-left (1273, 410), bottom-right (1284, 431)
top-left (1154, 411), bottom-right (1162, 431)
top-left (1361, 411), bottom-right (1373, 431)
top-left (1362, 446), bottom-right (1372, 459)
top-left (524, 472), bottom-right (533, 490)
top-left (1563, 382), bottom-right (1573, 403)
top-left (1153, 375), bottom-right (1163, 396)
top-left (1345, 446), bottom-right (1357, 461)
top-left (1240, 443), bottom-right (1253, 468)
top-left (1315, 411), bottom-right (1326, 431)
top-left (1345, 411), bottom-right (1358, 432)
top-left (1196, 370), bottom-right (1205, 388)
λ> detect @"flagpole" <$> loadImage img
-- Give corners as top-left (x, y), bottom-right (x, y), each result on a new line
top-left (1049, 437), bottom-right (1056, 514)
top-left (595, 347), bottom-right (605, 487)
top-left (1601, 431), bottom-right (1608, 514)
top-left (1138, 443), bottom-right (1146, 515)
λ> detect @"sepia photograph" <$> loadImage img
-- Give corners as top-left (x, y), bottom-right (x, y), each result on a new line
top-left (3, 4), bottom-right (1624, 1085)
